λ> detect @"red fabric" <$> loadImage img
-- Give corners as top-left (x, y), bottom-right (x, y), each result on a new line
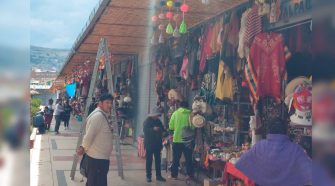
top-left (199, 26), bottom-right (213, 73)
top-left (224, 162), bottom-right (255, 186)
top-left (180, 55), bottom-right (189, 79)
top-left (249, 32), bottom-right (286, 100)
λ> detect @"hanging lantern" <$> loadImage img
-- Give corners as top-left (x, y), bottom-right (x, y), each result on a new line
top-left (159, 13), bottom-right (165, 20)
top-left (166, 11), bottom-right (173, 19)
top-left (166, 0), bottom-right (173, 8)
top-left (160, 0), bottom-right (166, 7)
top-left (180, 3), bottom-right (189, 13)
top-left (174, 1), bottom-right (182, 7)
top-left (179, 20), bottom-right (187, 34)
top-left (151, 15), bottom-right (158, 22)
top-left (166, 23), bottom-right (174, 34)
top-left (173, 26), bottom-right (181, 37)
top-left (159, 32), bottom-right (164, 43)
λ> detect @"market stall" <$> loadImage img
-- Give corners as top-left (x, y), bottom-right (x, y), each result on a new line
top-left (147, 0), bottom-right (312, 185)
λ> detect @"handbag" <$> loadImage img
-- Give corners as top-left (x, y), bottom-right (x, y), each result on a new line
top-left (181, 116), bottom-right (195, 148)
top-left (80, 153), bottom-right (89, 177)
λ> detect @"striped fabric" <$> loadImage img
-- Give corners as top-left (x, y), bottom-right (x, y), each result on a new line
top-left (244, 6), bottom-right (262, 47)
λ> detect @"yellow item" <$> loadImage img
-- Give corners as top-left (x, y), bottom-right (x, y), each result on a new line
top-left (215, 61), bottom-right (234, 100)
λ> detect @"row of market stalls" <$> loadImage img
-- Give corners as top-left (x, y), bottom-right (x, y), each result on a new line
top-left (52, 0), bottom-right (312, 184)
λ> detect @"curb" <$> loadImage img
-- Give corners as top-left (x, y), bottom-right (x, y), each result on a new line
top-left (30, 128), bottom-right (37, 149)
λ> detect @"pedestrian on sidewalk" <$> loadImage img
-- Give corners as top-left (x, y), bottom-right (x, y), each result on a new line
top-left (63, 99), bottom-right (73, 130)
top-left (143, 106), bottom-right (167, 183)
top-left (76, 93), bottom-right (114, 186)
top-left (169, 101), bottom-right (194, 181)
top-left (53, 99), bottom-right (64, 134)
top-left (44, 106), bottom-right (53, 130)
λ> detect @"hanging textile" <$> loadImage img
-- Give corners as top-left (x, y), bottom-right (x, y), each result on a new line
top-left (245, 5), bottom-right (262, 47)
top-left (66, 83), bottom-right (76, 98)
top-left (238, 9), bottom-right (252, 59)
top-left (199, 26), bottom-right (214, 73)
top-left (210, 19), bottom-right (223, 54)
top-left (247, 32), bottom-right (286, 100)
top-left (215, 61), bottom-right (234, 100)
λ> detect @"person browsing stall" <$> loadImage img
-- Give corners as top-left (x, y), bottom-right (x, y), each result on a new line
top-left (143, 106), bottom-right (167, 183)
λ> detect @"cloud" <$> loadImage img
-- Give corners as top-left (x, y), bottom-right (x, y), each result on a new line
top-left (30, 0), bottom-right (97, 49)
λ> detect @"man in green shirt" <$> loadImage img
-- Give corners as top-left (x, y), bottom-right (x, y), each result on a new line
top-left (169, 101), bottom-right (194, 180)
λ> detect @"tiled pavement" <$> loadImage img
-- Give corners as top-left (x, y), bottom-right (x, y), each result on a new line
top-left (30, 117), bottom-right (202, 186)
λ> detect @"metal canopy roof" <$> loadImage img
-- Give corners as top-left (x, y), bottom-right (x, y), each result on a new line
top-left (54, 0), bottom-right (246, 90)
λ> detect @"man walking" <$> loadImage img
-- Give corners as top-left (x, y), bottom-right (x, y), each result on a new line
top-left (76, 93), bottom-right (114, 186)
top-left (169, 101), bottom-right (194, 181)
top-left (53, 99), bottom-right (64, 134)
top-left (143, 106), bottom-right (166, 183)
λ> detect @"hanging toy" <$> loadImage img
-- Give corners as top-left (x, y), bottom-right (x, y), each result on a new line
top-left (173, 25), bottom-right (181, 37)
top-left (160, 0), bottom-right (166, 7)
top-left (174, 0), bottom-right (182, 7)
top-left (151, 15), bottom-right (158, 23)
top-left (166, 11), bottom-right (173, 19)
top-left (179, 20), bottom-right (187, 34)
top-left (166, 23), bottom-right (174, 34)
top-left (179, 1), bottom-right (189, 34)
top-left (201, 0), bottom-right (210, 5)
top-left (166, 0), bottom-right (173, 8)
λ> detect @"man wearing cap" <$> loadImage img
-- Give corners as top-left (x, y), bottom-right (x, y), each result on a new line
top-left (235, 103), bottom-right (312, 186)
top-left (143, 106), bottom-right (166, 183)
top-left (76, 93), bottom-right (114, 186)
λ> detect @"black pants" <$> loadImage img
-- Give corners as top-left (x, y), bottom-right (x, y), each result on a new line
top-left (54, 115), bottom-right (61, 132)
top-left (171, 143), bottom-right (194, 178)
top-left (86, 155), bottom-right (110, 186)
top-left (146, 148), bottom-right (162, 179)
top-left (63, 115), bottom-right (70, 127)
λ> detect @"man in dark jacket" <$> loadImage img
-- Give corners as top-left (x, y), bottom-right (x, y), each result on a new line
top-left (143, 106), bottom-right (166, 183)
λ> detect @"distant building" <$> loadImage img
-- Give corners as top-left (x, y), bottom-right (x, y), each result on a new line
top-left (30, 69), bottom-right (58, 105)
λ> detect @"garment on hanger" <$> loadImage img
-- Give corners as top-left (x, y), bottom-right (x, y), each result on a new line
top-left (199, 26), bottom-right (214, 73)
top-left (210, 20), bottom-right (223, 54)
top-left (215, 61), bottom-right (234, 100)
top-left (245, 5), bottom-right (262, 47)
top-left (238, 8), bottom-right (252, 59)
top-left (248, 32), bottom-right (286, 100)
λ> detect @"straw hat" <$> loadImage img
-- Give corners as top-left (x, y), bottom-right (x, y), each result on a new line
top-left (168, 89), bottom-right (183, 101)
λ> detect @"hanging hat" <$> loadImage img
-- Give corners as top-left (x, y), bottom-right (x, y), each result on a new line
top-left (190, 113), bottom-right (206, 128)
top-left (285, 76), bottom-right (311, 97)
top-left (313, 89), bottom-right (335, 141)
top-left (290, 84), bottom-right (312, 126)
top-left (168, 89), bottom-right (183, 101)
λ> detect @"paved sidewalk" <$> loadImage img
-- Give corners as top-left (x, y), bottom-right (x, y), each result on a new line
top-left (30, 117), bottom-right (200, 186)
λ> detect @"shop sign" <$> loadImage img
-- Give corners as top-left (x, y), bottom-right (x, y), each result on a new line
top-left (280, 0), bottom-right (312, 20)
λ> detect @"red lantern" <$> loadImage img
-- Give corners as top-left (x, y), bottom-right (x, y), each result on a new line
top-left (151, 15), bottom-right (158, 22)
top-left (166, 11), bottom-right (173, 19)
top-left (180, 3), bottom-right (189, 13)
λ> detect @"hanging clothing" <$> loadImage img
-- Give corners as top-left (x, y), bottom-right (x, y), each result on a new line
top-left (227, 11), bottom-right (240, 49)
top-left (215, 61), bottom-right (234, 100)
top-left (180, 55), bottom-right (189, 80)
top-left (210, 20), bottom-right (223, 54)
top-left (238, 9), bottom-right (252, 59)
top-left (245, 6), bottom-right (262, 47)
top-left (248, 32), bottom-right (286, 100)
top-left (199, 26), bottom-right (214, 73)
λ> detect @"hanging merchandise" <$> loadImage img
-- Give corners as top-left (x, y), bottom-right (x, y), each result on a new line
top-left (199, 26), bottom-right (213, 73)
top-left (201, 0), bottom-right (210, 5)
top-left (179, 1), bottom-right (189, 34)
top-left (66, 83), bottom-right (76, 98)
top-left (245, 5), bottom-right (263, 47)
top-left (238, 9), bottom-right (252, 59)
top-left (288, 84), bottom-right (312, 126)
top-left (215, 61), bottom-right (234, 100)
top-left (180, 55), bottom-right (189, 79)
top-left (246, 32), bottom-right (286, 101)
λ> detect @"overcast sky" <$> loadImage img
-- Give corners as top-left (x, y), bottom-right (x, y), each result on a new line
top-left (31, 0), bottom-right (97, 49)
